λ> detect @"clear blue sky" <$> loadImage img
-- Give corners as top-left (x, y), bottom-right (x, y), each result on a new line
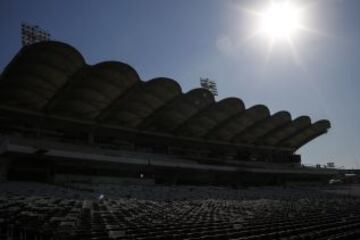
top-left (1, 0), bottom-right (359, 168)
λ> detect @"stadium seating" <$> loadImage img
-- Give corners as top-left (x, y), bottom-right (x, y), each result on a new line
top-left (1, 181), bottom-right (360, 240)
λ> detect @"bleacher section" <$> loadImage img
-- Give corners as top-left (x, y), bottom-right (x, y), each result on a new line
top-left (1, 181), bottom-right (360, 240)
top-left (0, 41), bottom-right (333, 186)
top-left (0, 133), bottom-right (336, 186)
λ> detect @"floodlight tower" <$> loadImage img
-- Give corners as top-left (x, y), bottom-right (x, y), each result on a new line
top-left (200, 78), bottom-right (218, 97)
top-left (21, 23), bottom-right (51, 46)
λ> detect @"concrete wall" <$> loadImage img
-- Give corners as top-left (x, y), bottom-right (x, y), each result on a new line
top-left (53, 174), bottom-right (155, 185)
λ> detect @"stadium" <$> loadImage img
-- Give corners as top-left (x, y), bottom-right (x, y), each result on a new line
top-left (2, 41), bottom-right (360, 240)
top-left (5, 0), bottom-right (360, 238)
top-left (0, 41), bottom-right (334, 186)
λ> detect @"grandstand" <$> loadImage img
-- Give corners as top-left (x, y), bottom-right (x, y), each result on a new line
top-left (0, 41), bottom-right (334, 186)
top-left (1, 41), bottom-right (359, 240)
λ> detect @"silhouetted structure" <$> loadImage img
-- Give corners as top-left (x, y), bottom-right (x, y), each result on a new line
top-left (0, 41), bottom-right (333, 185)
top-left (200, 78), bottom-right (218, 96)
top-left (21, 23), bottom-right (50, 46)
top-left (1, 32), bottom-right (357, 240)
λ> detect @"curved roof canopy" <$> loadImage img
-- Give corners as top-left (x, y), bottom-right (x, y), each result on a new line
top-left (233, 111), bottom-right (292, 144)
top-left (0, 41), bottom-right (85, 111)
top-left (0, 41), bottom-right (331, 152)
top-left (99, 77), bottom-right (182, 128)
top-left (46, 61), bottom-right (140, 119)
top-left (278, 120), bottom-right (331, 150)
top-left (140, 88), bottom-right (215, 132)
top-left (206, 105), bottom-right (270, 141)
top-left (175, 97), bottom-right (245, 138)
top-left (259, 116), bottom-right (312, 146)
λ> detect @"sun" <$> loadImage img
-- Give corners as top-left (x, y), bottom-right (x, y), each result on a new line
top-left (237, 0), bottom-right (319, 64)
top-left (259, 1), bottom-right (303, 41)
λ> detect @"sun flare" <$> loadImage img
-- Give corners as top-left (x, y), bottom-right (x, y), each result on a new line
top-left (237, 0), bottom-right (318, 64)
top-left (259, 1), bottom-right (303, 41)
